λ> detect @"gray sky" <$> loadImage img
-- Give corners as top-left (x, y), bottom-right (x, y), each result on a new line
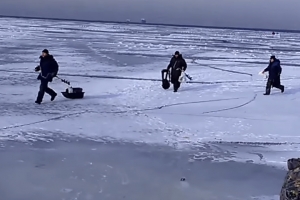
top-left (0, 0), bottom-right (299, 30)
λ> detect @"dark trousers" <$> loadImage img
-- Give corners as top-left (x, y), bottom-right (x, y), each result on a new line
top-left (265, 76), bottom-right (284, 94)
top-left (171, 70), bottom-right (182, 92)
top-left (36, 79), bottom-right (56, 102)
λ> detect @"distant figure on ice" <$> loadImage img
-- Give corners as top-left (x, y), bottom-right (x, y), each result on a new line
top-left (167, 51), bottom-right (187, 92)
top-left (261, 55), bottom-right (284, 95)
top-left (34, 49), bottom-right (59, 104)
top-left (280, 158), bottom-right (300, 200)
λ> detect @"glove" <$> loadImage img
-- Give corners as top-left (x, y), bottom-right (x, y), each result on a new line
top-left (35, 65), bottom-right (41, 72)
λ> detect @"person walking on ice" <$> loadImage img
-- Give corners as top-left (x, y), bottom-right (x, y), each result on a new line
top-left (34, 49), bottom-right (59, 104)
top-left (166, 51), bottom-right (187, 92)
top-left (261, 55), bottom-right (284, 95)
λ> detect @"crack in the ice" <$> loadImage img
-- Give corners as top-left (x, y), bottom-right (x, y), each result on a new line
top-left (192, 60), bottom-right (253, 77)
top-left (136, 93), bottom-right (257, 122)
top-left (205, 65), bottom-right (253, 76)
top-left (0, 110), bottom-right (89, 130)
top-left (209, 141), bottom-right (300, 145)
top-left (145, 112), bottom-right (278, 122)
top-left (154, 97), bottom-right (241, 110)
top-left (0, 69), bottom-right (249, 84)
top-left (202, 93), bottom-right (257, 114)
top-left (0, 97), bottom-right (242, 130)
top-left (249, 152), bottom-right (264, 160)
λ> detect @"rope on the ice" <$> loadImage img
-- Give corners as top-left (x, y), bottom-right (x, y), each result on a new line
top-left (205, 65), bottom-right (253, 76)
top-left (202, 93), bottom-right (257, 114)
top-left (154, 97), bottom-right (241, 109)
top-left (0, 69), bottom-right (249, 84)
top-left (192, 60), bottom-right (253, 77)
top-left (0, 97), bottom-right (243, 130)
top-left (151, 92), bottom-right (258, 115)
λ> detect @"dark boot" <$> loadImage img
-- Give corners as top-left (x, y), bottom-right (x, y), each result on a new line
top-left (173, 82), bottom-right (180, 92)
top-left (36, 89), bottom-right (45, 103)
top-left (173, 86), bottom-right (178, 92)
top-left (264, 79), bottom-right (272, 95)
top-left (35, 100), bottom-right (41, 104)
top-left (36, 80), bottom-right (48, 103)
top-left (45, 87), bottom-right (57, 101)
top-left (264, 87), bottom-right (271, 95)
top-left (50, 93), bottom-right (57, 101)
top-left (281, 85), bottom-right (284, 93)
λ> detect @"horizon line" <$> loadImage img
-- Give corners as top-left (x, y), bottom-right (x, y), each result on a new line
top-left (0, 15), bottom-right (299, 33)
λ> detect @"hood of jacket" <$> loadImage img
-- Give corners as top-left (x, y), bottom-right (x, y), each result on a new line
top-left (287, 158), bottom-right (300, 170)
top-left (173, 54), bottom-right (183, 59)
top-left (39, 55), bottom-right (54, 60)
top-left (270, 58), bottom-right (280, 65)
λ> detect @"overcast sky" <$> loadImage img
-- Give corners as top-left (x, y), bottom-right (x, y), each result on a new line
top-left (0, 0), bottom-right (299, 30)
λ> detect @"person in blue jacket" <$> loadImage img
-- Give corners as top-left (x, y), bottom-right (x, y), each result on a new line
top-left (262, 55), bottom-right (284, 95)
top-left (34, 49), bottom-right (59, 104)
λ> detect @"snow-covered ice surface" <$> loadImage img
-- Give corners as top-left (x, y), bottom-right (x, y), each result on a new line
top-left (1, 17), bottom-right (300, 199)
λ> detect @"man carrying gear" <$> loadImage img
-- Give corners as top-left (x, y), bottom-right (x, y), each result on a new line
top-left (167, 51), bottom-right (187, 92)
top-left (261, 55), bottom-right (284, 95)
top-left (34, 49), bottom-right (59, 104)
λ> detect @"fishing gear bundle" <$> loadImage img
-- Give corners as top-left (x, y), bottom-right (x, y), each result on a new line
top-left (161, 69), bottom-right (192, 90)
top-left (178, 70), bottom-right (193, 83)
top-left (185, 73), bottom-right (193, 81)
top-left (161, 69), bottom-right (171, 89)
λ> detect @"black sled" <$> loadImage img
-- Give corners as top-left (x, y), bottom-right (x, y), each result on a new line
top-left (62, 87), bottom-right (85, 99)
top-left (57, 77), bottom-right (85, 99)
top-left (161, 69), bottom-right (170, 90)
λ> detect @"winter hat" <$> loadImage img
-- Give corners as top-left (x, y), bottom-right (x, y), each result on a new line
top-left (174, 51), bottom-right (180, 55)
top-left (270, 55), bottom-right (276, 59)
top-left (42, 49), bottom-right (49, 54)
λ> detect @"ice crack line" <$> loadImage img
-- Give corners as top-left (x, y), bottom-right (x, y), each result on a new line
top-left (0, 110), bottom-right (89, 130)
top-left (192, 60), bottom-right (253, 77)
top-left (0, 69), bottom-right (249, 84)
top-left (202, 93), bottom-right (257, 114)
top-left (0, 97), bottom-right (243, 130)
top-left (154, 97), bottom-right (241, 110)
top-left (209, 141), bottom-right (300, 145)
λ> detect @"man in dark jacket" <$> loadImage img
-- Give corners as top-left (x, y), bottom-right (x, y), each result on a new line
top-left (34, 49), bottom-right (59, 104)
top-left (262, 55), bottom-right (284, 95)
top-left (167, 51), bottom-right (187, 92)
